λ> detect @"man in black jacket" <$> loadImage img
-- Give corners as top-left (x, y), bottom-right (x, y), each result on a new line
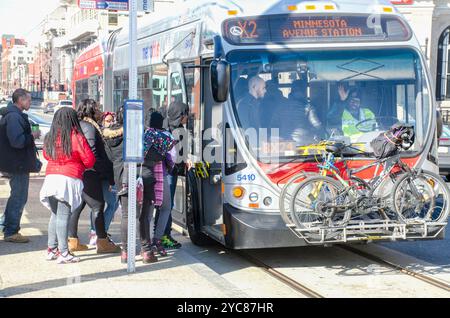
top-left (0, 89), bottom-right (40, 243)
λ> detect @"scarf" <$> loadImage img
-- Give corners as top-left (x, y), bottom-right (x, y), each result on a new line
top-left (153, 162), bottom-right (164, 207)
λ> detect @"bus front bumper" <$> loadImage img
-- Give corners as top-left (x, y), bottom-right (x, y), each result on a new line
top-left (223, 204), bottom-right (307, 249)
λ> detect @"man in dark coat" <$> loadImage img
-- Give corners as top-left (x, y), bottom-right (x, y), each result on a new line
top-left (156, 100), bottom-right (191, 249)
top-left (0, 89), bottom-right (40, 243)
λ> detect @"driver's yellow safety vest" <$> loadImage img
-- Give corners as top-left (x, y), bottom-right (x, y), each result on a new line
top-left (342, 108), bottom-right (375, 139)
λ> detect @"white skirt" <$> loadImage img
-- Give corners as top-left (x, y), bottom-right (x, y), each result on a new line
top-left (40, 174), bottom-right (84, 213)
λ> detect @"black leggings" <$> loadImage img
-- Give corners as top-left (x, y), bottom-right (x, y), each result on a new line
top-left (120, 179), bottom-right (155, 252)
top-left (68, 192), bottom-right (107, 239)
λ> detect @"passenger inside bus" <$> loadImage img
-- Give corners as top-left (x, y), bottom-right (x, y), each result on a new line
top-left (260, 78), bottom-right (285, 128)
top-left (236, 75), bottom-right (267, 130)
top-left (270, 79), bottom-right (323, 145)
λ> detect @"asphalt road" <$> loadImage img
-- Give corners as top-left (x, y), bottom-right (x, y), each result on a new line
top-left (381, 226), bottom-right (450, 265)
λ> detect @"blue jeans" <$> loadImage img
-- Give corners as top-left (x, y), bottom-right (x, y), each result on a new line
top-left (90, 181), bottom-right (118, 233)
top-left (152, 176), bottom-right (172, 240)
top-left (47, 196), bottom-right (71, 254)
top-left (2, 173), bottom-right (29, 237)
top-left (154, 173), bottom-right (177, 237)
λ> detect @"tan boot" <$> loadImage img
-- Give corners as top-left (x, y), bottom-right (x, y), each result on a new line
top-left (68, 237), bottom-right (89, 252)
top-left (96, 238), bottom-right (121, 254)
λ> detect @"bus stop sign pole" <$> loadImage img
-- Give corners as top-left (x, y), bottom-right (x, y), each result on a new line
top-left (127, 0), bottom-right (138, 274)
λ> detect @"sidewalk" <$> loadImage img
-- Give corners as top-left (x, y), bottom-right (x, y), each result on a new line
top-left (0, 178), bottom-right (302, 298)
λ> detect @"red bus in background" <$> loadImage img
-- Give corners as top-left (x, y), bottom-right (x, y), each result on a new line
top-left (72, 42), bottom-right (105, 109)
top-left (72, 30), bottom-right (119, 111)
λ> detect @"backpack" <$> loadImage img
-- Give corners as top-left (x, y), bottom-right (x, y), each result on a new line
top-left (370, 124), bottom-right (415, 159)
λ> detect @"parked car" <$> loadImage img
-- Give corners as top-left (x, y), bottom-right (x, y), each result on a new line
top-left (43, 102), bottom-right (56, 114)
top-left (53, 100), bottom-right (73, 113)
top-left (438, 125), bottom-right (450, 179)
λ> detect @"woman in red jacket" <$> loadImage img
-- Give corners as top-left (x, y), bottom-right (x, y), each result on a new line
top-left (40, 107), bottom-right (95, 264)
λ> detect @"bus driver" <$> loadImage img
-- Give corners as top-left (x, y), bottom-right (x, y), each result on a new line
top-left (327, 85), bottom-right (375, 141)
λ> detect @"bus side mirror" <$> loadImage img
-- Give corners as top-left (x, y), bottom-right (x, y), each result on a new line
top-left (210, 59), bottom-right (230, 103)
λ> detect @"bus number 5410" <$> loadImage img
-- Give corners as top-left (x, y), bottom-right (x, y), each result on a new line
top-left (237, 174), bottom-right (256, 182)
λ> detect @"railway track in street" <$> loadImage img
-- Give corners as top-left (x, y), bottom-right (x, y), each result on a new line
top-left (236, 251), bottom-right (324, 298)
top-left (236, 244), bottom-right (449, 298)
top-left (339, 245), bottom-right (450, 293)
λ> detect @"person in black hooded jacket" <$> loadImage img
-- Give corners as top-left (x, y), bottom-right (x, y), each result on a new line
top-left (155, 101), bottom-right (191, 249)
top-left (67, 99), bottom-right (120, 254)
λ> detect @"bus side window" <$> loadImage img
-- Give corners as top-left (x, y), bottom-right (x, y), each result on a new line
top-left (183, 64), bottom-right (201, 157)
top-left (170, 72), bottom-right (183, 103)
top-left (151, 64), bottom-right (168, 110)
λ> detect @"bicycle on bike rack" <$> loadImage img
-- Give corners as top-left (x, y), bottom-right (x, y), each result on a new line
top-left (282, 141), bottom-right (450, 244)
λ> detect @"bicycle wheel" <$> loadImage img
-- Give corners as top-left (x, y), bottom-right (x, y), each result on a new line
top-left (289, 175), bottom-right (351, 241)
top-left (392, 170), bottom-right (450, 224)
top-left (279, 172), bottom-right (315, 227)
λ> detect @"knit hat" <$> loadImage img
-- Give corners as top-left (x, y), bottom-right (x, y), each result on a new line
top-left (167, 101), bottom-right (189, 131)
top-left (149, 111), bottom-right (164, 130)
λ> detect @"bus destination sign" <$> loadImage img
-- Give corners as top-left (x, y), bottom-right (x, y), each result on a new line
top-left (223, 14), bottom-right (410, 45)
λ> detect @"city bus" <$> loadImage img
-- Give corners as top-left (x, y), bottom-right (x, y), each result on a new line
top-left (76, 0), bottom-right (446, 248)
top-left (72, 42), bottom-right (104, 108)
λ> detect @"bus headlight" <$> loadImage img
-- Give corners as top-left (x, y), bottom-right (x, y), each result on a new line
top-left (263, 197), bottom-right (272, 206)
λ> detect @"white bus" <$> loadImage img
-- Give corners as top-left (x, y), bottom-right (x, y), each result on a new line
top-left (107, 0), bottom-right (445, 248)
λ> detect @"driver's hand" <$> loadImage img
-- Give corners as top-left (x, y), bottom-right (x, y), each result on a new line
top-left (338, 85), bottom-right (349, 101)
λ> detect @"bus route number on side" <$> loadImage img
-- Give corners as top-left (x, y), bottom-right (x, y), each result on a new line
top-left (237, 174), bottom-right (256, 182)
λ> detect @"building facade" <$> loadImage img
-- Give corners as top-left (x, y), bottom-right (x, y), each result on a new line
top-left (39, 0), bottom-right (181, 98)
top-left (395, 0), bottom-right (450, 109)
top-left (0, 35), bottom-right (32, 94)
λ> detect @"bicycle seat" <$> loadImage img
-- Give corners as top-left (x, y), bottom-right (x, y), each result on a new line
top-left (325, 142), bottom-right (346, 155)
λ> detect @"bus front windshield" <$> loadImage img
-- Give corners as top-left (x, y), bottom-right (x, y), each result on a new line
top-left (228, 48), bottom-right (431, 160)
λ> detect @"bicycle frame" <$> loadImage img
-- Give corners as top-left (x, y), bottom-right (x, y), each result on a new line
top-left (312, 152), bottom-right (412, 210)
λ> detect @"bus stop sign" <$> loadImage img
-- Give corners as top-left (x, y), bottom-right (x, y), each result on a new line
top-left (123, 100), bottom-right (144, 163)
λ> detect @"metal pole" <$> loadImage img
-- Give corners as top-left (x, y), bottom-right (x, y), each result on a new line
top-left (127, 0), bottom-right (138, 273)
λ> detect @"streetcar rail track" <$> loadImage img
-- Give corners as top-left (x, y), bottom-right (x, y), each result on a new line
top-left (236, 251), bottom-right (324, 298)
top-left (339, 245), bottom-right (450, 292)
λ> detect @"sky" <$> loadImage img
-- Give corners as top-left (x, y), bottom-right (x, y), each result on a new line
top-left (0, 0), bottom-right (61, 46)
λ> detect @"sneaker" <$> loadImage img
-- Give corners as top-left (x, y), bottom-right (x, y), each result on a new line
top-left (162, 235), bottom-right (181, 249)
top-left (46, 247), bottom-right (60, 261)
top-left (4, 232), bottom-right (29, 243)
top-left (89, 231), bottom-right (97, 246)
top-left (151, 239), bottom-right (167, 257)
top-left (57, 251), bottom-right (80, 264)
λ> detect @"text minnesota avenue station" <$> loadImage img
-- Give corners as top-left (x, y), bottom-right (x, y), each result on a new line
top-left (283, 18), bottom-right (364, 37)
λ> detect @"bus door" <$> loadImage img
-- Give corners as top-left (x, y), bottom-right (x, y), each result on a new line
top-left (199, 59), bottom-right (224, 241)
top-left (167, 62), bottom-right (188, 229)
